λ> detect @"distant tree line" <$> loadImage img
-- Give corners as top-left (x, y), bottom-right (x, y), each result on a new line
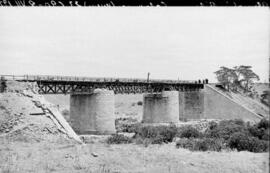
top-left (214, 65), bottom-right (260, 93)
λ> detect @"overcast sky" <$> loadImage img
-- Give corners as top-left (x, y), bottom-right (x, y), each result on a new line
top-left (0, 7), bottom-right (269, 82)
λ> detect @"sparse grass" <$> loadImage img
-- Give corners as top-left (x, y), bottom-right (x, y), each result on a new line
top-left (0, 140), bottom-right (268, 173)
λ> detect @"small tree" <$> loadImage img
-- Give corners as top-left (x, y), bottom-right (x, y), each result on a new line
top-left (215, 65), bottom-right (259, 92)
top-left (235, 65), bottom-right (260, 92)
top-left (214, 66), bottom-right (237, 91)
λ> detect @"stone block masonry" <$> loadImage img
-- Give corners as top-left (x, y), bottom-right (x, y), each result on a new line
top-left (70, 89), bottom-right (116, 135)
top-left (142, 91), bottom-right (179, 123)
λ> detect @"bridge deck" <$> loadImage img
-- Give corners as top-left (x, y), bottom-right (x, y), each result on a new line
top-left (1, 75), bottom-right (204, 94)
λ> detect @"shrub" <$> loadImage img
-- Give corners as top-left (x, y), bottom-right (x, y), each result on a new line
top-left (218, 119), bottom-right (246, 127)
top-left (134, 124), bottom-right (177, 144)
top-left (231, 119), bottom-right (245, 126)
top-left (158, 124), bottom-right (177, 143)
top-left (261, 129), bottom-right (270, 141)
top-left (194, 138), bottom-right (224, 152)
top-left (115, 118), bottom-right (140, 133)
top-left (193, 139), bottom-right (208, 151)
top-left (248, 125), bottom-right (265, 140)
top-left (176, 138), bottom-right (224, 152)
top-left (208, 121), bottom-right (218, 130)
top-left (228, 132), bottom-right (269, 152)
top-left (176, 119), bottom-right (269, 152)
top-left (134, 137), bottom-right (152, 147)
top-left (151, 135), bottom-right (166, 144)
top-left (106, 134), bottom-right (132, 144)
top-left (247, 118), bottom-right (270, 140)
top-left (205, 119), bottom-right (247, 140)
top-left (177, 126), bottom-right (202, 139)
top-left (137, 101), bottom-right (143, 106)
top-left (118, 123), bottom-right (140, 133)
top-left (257, 118), bottom-right (270, 129)
top-left (176, 138), bottom-right (194, 150)
top-left (135, 125), bottom-right (158, 139)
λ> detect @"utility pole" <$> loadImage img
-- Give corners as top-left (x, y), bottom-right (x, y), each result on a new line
top-left (147, 72), bottom-right (150, 83)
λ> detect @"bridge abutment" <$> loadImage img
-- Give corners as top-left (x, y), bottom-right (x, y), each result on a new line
top-left (69, 89), bottom-right (116, 135)
top-left (142, 91), bottom-right (180, 123)
top-left (179, 91), bottom-right (204, 121)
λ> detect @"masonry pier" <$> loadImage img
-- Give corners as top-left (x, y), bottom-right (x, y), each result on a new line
top-left (69, 89), bottom-right (116, 134)
top-left (142, 91), bottom-right (180, 123)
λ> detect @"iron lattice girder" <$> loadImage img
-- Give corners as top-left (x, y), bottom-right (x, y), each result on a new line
top-left (35, 80), bottom-right (204, 94)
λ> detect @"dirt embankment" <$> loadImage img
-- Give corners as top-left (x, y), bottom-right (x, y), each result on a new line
top-left (0, 81), bottom-right (81, 144)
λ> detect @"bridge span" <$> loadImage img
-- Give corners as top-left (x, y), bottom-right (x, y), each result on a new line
top-left (1, 75), bottom-right (204, 94)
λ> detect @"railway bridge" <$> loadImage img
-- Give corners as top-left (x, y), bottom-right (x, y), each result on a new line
top-left (1, 74), bottom-right (208, 135)
top-left (1, 74), bottom-right (260, 135)
top-left (0, 74), bottom-right (204, 94)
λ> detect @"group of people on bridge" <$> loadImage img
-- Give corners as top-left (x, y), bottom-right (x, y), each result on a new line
top-left (196, 79), bottom-right (209, 84)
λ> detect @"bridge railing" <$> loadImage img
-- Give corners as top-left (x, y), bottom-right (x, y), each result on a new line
top-left (1, 74), bottom-right (197, 84)
top-left (0, 75), bottom-right (25, 81)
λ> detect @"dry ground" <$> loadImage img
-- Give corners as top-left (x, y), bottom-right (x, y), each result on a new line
top-left (0, 138), bottom-right (269, 173)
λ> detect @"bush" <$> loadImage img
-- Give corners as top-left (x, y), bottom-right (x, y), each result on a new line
top-left (106, 134), bottom-right (132, 144)
top-left (205, 119), bottom-right (247, 140)
top-left (248, 118), bottom-right (270, 140)
top-left (208, 121), bottom-right (218, 130)
top-left (257, 118), bottom-right (270, 129)
top-left (134, 137), bottom-right (152, 147)
top-left (248, 125), bottom-right (265, 140)
top-left (134, 124), bottom-right (177, 144)
top-left (115, 118), bottom-right (139, 133)
top-left (231, 119), bottom-right (245, 126)
top-left (118, 123), bottom-right (140, 133)
top-left (228, 132), bottom-right (269, 152)
top-left (135, 125), bottom-right (158, 139)
top-left (176, 138), bottom-right (194, 150)
top-left (158, 124), bottom-right (178, 143)
top-left (176, 138), bottom-right (224, 152)
top-left (193, 139), bottom-right (208, 151)
top-left (151, 135), bottom-right (167, 144)
top-left (261, 129), bottom-right (270, 141)
top-left (177, 126), bottom-right (202, 139)
top-left (219, 119), bottom-right (246, 127)
top-left (194, 138), bottom-right (224, 152)
top-left (137, 101), bottom-right (143, 106)
top-left (175, 119), bottom-right (269, 152)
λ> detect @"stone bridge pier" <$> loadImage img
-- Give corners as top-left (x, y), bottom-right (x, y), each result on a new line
top-left (142, 91), bottom-right (180, 123)
top-left (69, 89), bottom-right (116, 135)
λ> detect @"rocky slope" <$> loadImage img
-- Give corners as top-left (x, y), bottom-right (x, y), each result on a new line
top-left (0, 81), bottom-right (81, 143)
